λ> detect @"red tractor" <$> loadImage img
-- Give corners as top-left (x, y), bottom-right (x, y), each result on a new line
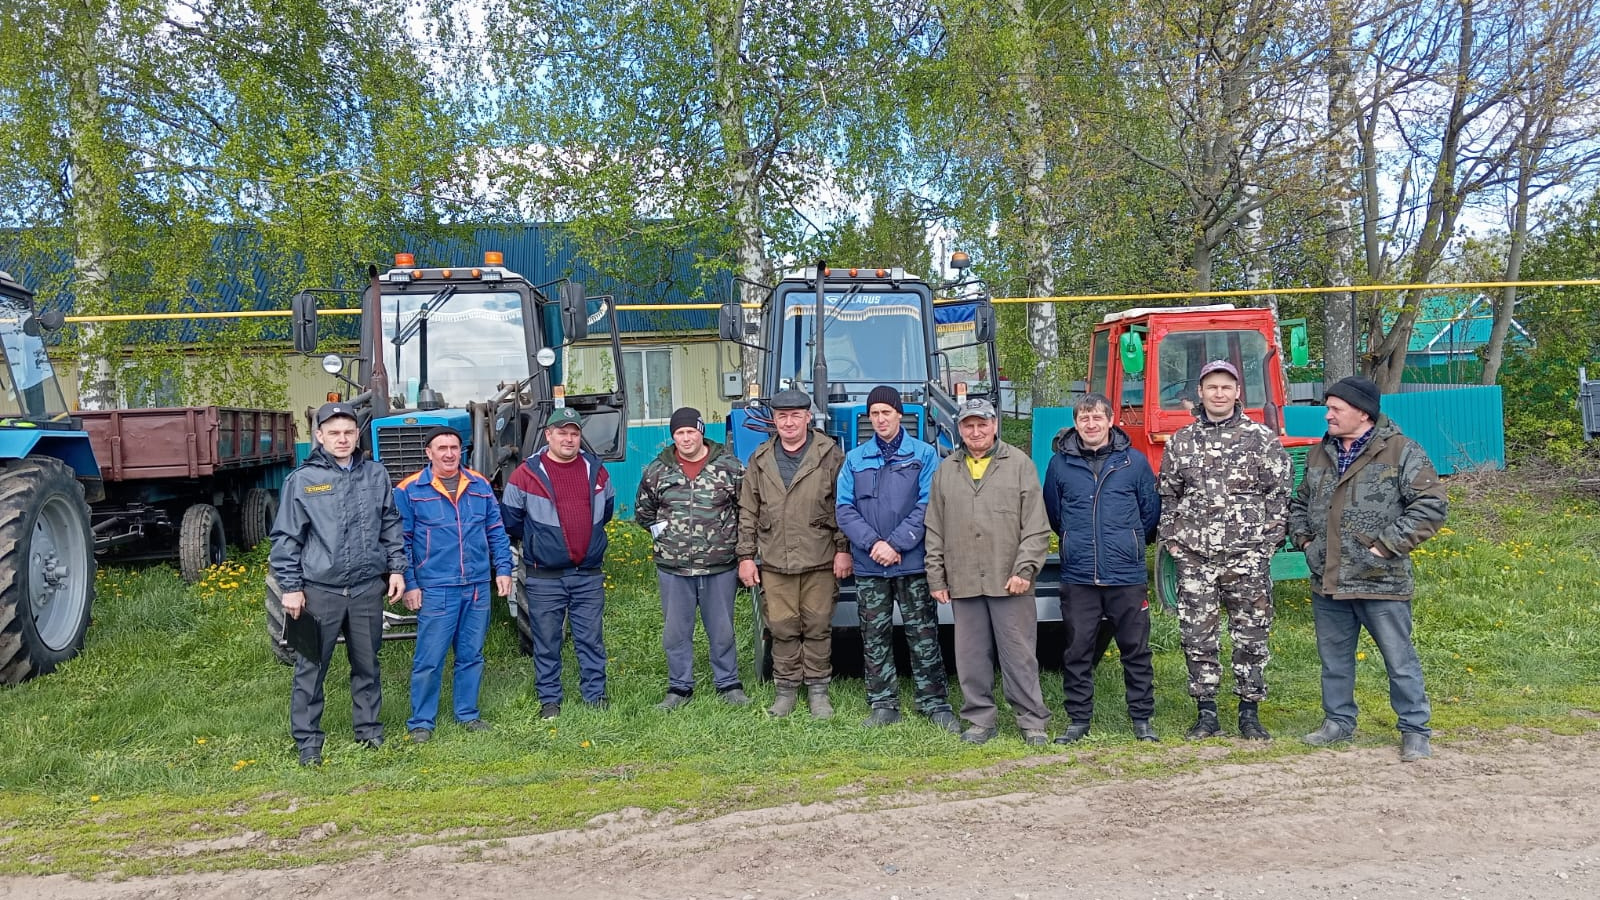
top-left (1083, 303), bottom-right (1316, 606)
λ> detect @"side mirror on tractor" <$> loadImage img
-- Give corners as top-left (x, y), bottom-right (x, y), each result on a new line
top-left (1289, 323), bottom-right (1310, 367)
top-left (973, 303), bottom-right (997, 344)
top-left (719, 300), bottom-right (748, 342)
top-left (1119, 331), bottom-right (1146, 375)
top-left (559, 282), bottom-right (590, 343)
top-left (290, 291), bottom-right (319, 354)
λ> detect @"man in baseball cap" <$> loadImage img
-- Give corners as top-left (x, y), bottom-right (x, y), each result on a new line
top-left (500, 405), bottom-right (616, 718)
top-left (1157, 357), bottom-right (1292, 742)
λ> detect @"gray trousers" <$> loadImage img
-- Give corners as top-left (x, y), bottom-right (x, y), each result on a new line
top-left (291, 578), bottom-right (385, 752)
top-left (952, 593), bottom-right (1051, 731)
top-left (659, 568), bottom-right (741, 693)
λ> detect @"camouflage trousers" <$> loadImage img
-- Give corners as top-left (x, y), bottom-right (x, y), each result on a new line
top-left (856, 574), bottom-right (952, 715)
top-left (1172, 547), bottom-right (1274, 702)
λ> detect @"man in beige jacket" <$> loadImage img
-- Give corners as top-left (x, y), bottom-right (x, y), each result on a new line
top-left (926, 398), bottom-right (1053, 745)
top-left (737, 389), bottom-right (852, 718)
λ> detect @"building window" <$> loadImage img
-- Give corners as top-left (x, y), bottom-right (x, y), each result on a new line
top-left (622, 348), bottom-right (673, 422)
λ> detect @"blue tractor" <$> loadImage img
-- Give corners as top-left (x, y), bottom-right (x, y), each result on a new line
top-left (719, 256), bottom-right (1035, 678)
top-left (0, 270), bottom-right (99, 684)
top-left (273, 252), bottom-right (628, 659)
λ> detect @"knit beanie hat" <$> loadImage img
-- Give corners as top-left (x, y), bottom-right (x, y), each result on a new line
top-left (1325, 376), bottom-right (1382, 421)
top-left (865, 385), bottom-right (903, 414)
top-left (669, 406), bottom-right (704, 434)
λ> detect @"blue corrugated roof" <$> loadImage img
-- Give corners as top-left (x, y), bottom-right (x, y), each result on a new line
top-left (0, 224), bottom-right (723, 341)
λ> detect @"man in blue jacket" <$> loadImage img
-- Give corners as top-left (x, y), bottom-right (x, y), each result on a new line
top-left (836, 386), bottom-right (959, 732)
top-left (270, 402), bottom-right (407, 766)
top-left (1042, 393), bottom-right (1161, 744)
top-left (500, 408), bottom-right (616, 719)
top-left (395, 426), bottom-right (514, 743)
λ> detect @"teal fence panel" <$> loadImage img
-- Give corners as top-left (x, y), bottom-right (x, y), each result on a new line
top-left (604, 422), bottom-right (729, 516)
top-left (1030, 407), bottom-right (1076, 478)
top-left (1282, 385), bottom-right (1503, 475)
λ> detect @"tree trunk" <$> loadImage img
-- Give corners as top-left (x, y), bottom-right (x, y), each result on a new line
top-left (63, 0), bottom-right (119, 409)
top-left (1321, 0), bottom-right (1358, 385)
top-left (704, 0), bottom-right (771, 396)
top-left (1482, 136), bottom-right (1540, 385)
top-left (1005, 0), bottom-right (1060, 407)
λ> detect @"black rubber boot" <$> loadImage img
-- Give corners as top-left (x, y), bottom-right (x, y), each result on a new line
top-left (1237, 703), bottom-right (1271, 741)
top-left (1185, 706), bottom-right (1223, 740)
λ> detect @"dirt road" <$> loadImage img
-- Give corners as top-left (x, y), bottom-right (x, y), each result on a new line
top-left (6, 730), bottom-right (1596, 899)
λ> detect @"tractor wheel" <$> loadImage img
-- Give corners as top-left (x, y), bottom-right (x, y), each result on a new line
top-left (0, 458), bottom-right (96, 685)
top-left (263, 571), bottom-right (295, 665)
top-left (1155, 546), bottom-right (1180, 613)
top-left (179, 503), bottom-right (226, 583)
top-left (748, 584), bottom-right (773, 683)
top-left (239, 487), bottom-right (275, 549)
top-left (508, 546), bottom-right (532, 656)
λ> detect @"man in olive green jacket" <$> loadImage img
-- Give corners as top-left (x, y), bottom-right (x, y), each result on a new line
top-left (926, 398), bottom-right (1053, 746)
top-left (737, 390), bottom-right (852, 718)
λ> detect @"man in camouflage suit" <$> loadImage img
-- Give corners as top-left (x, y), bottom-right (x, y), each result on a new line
top-left (836, 386), bottom-right (959, 733)
top-left (635, 407), bottom-right (750, 709)
top-left (1158, 359), bottom-right (1292, 741)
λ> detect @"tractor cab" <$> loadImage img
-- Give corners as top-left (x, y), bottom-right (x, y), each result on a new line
top-left (292, 252), bottom-right (628, 488)
top-left (720, 258), bottom-right (999, 461)
top-left (1088, 304), bottom-right (1316, 472)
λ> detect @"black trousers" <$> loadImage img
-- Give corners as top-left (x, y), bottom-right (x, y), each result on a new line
top-left (1059, 582), bottom-right (1155, 722)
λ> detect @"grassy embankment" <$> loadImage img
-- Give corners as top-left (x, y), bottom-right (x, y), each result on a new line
top-left (0, 476), bottom-right (1595, 876)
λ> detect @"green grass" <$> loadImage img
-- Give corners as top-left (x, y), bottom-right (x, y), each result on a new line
top-left (0, 477), bottom-right (1596, 875)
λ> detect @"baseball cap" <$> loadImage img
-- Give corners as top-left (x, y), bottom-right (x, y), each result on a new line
top-left (769, 389), bottom-right (812, 410)
top-left (956, 397), bottom-right (997, 421)
top-left (545, 407), bottom-right (583, 429)
top-left (315, 401), bottom-right (357, 427)
top-left (1198, 359), bottom-right (1241, 382)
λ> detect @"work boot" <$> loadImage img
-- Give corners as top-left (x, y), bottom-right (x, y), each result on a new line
top-left (719, 687), bottom-right (751, 706)
top-left (1400, 732), bottom-right (1433, 762)
top-left (1053, 721), bottom-right (1092, 745)
top-left (768, 682), bottom-right (800, 718)
top-left (462, 719), bottom-right (491, 732)
top-left (1131, 719), bottom-right (1159, 742)
top-left (408, 728), bottom-right (432, 744)
top-left (656, 690), bottom-right (692, 711)
top-left (1237, 705), bottom-right (1272, 741)
top-left (862, 707), bottom-right (902, 728)
top-left (298, 747), bottom-right (323, 767)
top-left (1022, 729), bottom-right (1049, 747)
top-left (1302, 719), bottom-right (1355, 747)
top-left (807, 683), bottom-right (834, 720)
top-left (928, 710), bottom-right (962, 734)
top-left (960, 725), bottom-right (998, 745)
top-left (1185, 708), bottom-right (1223, 740)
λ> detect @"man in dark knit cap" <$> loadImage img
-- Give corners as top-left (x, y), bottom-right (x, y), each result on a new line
top-left (737, 389), bottom-right (851, 718)
top-left (1290, 376), bottom-right (1448, 761)
top-left (836, 386), bottom-right (959, 732)
top-left (635, 407), bottom-right (749, 709)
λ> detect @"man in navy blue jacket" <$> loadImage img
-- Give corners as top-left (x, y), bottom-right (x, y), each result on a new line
top-left (1042, 393), bottom-right (1161, 743)
top-left (836, 386), bottom-right (959, 733)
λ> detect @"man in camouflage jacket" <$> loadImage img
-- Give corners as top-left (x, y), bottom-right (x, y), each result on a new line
top-left (1288, 376), bottom-right (1447, 762)
top-left (1157, 360), bottom-right (1292, 742)
top-left (635, 407), bottom-right (749, 709)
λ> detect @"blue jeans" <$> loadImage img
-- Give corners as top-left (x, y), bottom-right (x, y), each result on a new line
top-left (658, 569), bottom-right (741, 693)
top-left (1311, 592), bottom-right (1431, 736)
top-left (524, 572), bottom-right (607, 705)
top-left (407, 584), bottom-right (491, 731)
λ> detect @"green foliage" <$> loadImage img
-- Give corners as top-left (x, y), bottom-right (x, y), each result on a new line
top-left (0, 480), bottom-right (1595, 874)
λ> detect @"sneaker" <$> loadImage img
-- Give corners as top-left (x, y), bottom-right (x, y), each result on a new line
top-left (1131, 719), bottom-right (1160, 742)
top-left (656, 692), bottom-right (693, 711)
top-left (960, 725), bottom-right (998, 745)
top-left (461, 719), bottom-right (491, 732)
top-left (928, 710), bottom-right (963, 734)
top-left (1022, 729), bottom-right (1049, 747)
top-left (1399, 732), bottom-right (1432, 762)
top-left (408, 728), bottom-right (432, 744)
top-left (1053, 721), bottom-right (1091, 745)
top-left (539, 702), bottom-right (562, 720)
top-left (1302, 719), bottom-right (1355, 747)
top-left (862, 707), bottom-right (902, 728)
top-left (298, 747), bottom-right (323, 767)
top-left (1184, 708), bottom-right (1223, 741)
top-left (719, 687), bottom-right (751, 706)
